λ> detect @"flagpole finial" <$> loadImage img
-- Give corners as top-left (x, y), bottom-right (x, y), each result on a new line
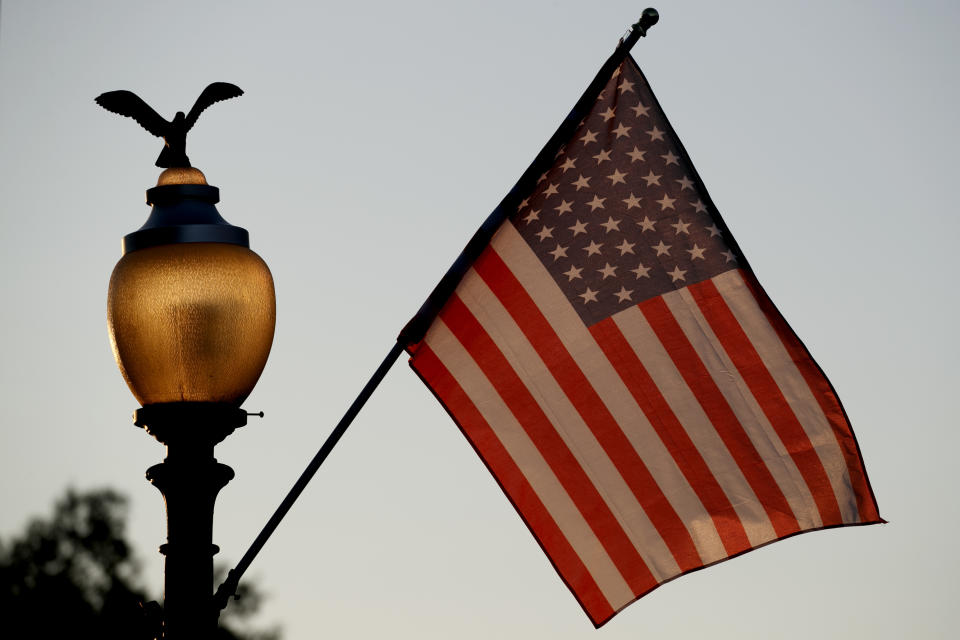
top-left (619, 8), bottom-right (659, 51)
top-left (635, 8), bottom-right (659, 36)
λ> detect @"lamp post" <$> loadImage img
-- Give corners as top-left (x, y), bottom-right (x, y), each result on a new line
top-left (107, 164), bottom-right (275, 639)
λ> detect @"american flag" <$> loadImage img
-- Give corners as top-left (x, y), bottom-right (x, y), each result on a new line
top-left (405, 55), bottom-right (880, 626)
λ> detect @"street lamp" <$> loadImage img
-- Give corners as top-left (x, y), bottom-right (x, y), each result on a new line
top-left (107, 163), bottom-right (275, 638)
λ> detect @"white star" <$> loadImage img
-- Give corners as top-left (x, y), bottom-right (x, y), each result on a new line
top-left (631, 102), bottom-right (650, 118)
top-left (618, 79), bottom-right (635, 93)
top-left (549, 244), bottom-right (568, 261)
top-left (692, 199), bottom-right (707, 213)
top-left (658, 194), bottom-right (677, 210)
top-left (671, 218), bottom-right (691, 234)
top-left (597, 263), bottom-right (618, 279)
top-left (612, 123), bottom-right (632, 139)
top-left (537, 172), bottom-right (548, 184)
top-left (555, 200), bottom-right (573, 215)
top-left (676, 175), bottom-right (694, 191)
top-left (638, 216), bottom-right (656, 232)
top-left (568, 220), bottom-right (588, 236)
top-left (631, 263), bottom-right (651, 278)
top-left (647, 126), bottom-right (665, 141)
top-left (706, 224), bottom-right (721, 237)
top-left (600, 107), bottom-right (616, 122)
top-left (661, 151), bottom-right (680, 166)
top-left (559, 157), bottom-right (576, 172)
top-left (522, 209), bottom-right (540, 224)
top-left (583, 240), bottom-right (603, 256)
top-left (686, 244), bottom-right (706, 260)
top-left (642, 170), bottom-right (661, 186)
top-left (572, 174), bottom-right (591, 191)
top-left (600, 217), bottom-right (621, 232)
top-left (543, 183), bottom-right (559, 197)
top-left (722, 250), bottom-right (736, 263)
top-left (536, 226), bottom-right (553, 241)
top-left (652, 241), bottom-right (671, 256)
top-left (518, 197), bottom-right (530, 210)
top-left (580, 130), bottom-right (598, 144)
top-left (623, 193), bottom-right (642, 209)
top-left (626, 146), bottom-right (646, 162)
top-left (593, 149), bottom-right (611, 164)
top-left (586, 195), bottom-right (606, 211)
top-left (563, 265), bottom-right (583, 281)
top-left (607, 169), bottom-right (627, 185)
top-left (616, 239), bottom-right (636, 255)
top-left (614, 286), bottom-right (634, 302)
top-left (668, 266), bottom-right (687, 282)
top-left (579, 287), bottom-right (598, 304)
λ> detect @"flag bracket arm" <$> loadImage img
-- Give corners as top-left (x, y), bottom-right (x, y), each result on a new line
top-left (213, 340), bottom-right (407, 612)
top-left (397, 9), bottom-right (659, 348)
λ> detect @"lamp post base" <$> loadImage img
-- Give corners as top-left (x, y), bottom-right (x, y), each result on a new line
top-left (135, 403), bottom-right (248, 639)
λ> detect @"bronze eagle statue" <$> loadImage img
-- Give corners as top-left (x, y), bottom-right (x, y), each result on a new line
top-left (95, 82), bottom-right (243, 168)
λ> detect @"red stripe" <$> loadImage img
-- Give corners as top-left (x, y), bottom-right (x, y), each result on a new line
top-left (590, 317), bottom-right (752, 556)
top-left (411, 344), bottom-right (616, 625)
top-left (639, 296), bottom-right (801, 538)
top-left (739, 272), bottom-right (880, 522)
top-left (473, 249), bottom-right (703, 573)
top-left (688, 279), bottom-right (843, 524)
top-left (439, 293), bottom-right (659, 595)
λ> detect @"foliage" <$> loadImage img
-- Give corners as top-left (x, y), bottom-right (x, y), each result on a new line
top-left (0, 488), bottom-right (279, 640)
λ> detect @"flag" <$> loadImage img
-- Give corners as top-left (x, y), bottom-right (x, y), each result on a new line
top-left (403, 53), bottom-right (881, 627)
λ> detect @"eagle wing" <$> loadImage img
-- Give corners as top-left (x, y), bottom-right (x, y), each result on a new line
top-left (94, 90), bottom-right (169, 138)
top-left (185, 82), bottom-right (244, 131)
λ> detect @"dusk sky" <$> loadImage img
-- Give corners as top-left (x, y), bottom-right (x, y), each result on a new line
top-left (1, 1), bottom-right (957, 638)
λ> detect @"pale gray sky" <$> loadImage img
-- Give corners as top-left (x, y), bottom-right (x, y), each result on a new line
top-left (1, 1), bottom-right (958, 638)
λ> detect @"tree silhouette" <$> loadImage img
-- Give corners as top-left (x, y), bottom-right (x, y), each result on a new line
top-left (0, 488), bottom-right (279, 640)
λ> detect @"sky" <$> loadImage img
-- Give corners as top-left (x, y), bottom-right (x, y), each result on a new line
top-left (1, 1), bottom-right (958, 638)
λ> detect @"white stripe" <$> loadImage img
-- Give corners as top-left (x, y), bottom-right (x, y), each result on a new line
top-left (662, 287), bottom-right (822, 530)
top-left (489, 222), bottom-right (727, 563)
top-left (610, 305), bottom-right (776, 548)
top-left (713, 270), bottom-right (859, 523)
top-left (456, 267), bottom-right (681, 579)
top-left (423, 318), bottom-right (634, 608)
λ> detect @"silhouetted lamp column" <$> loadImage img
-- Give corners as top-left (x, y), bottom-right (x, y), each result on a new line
top-left (107, 165), bottom-right (275, 638)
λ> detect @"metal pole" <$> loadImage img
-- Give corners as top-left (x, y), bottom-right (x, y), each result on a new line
top-left (215, 341), bottom-right (406, 610)
top-left (137, 403), bottom-right (247, 639)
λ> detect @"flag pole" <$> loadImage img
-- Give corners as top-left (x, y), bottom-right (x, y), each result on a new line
top-left (214, 340), bottom-right (406, 611)
top-left (398, 8), bottom-right (659, 348)
top-left (215, 8), bottom-right (659, 612)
